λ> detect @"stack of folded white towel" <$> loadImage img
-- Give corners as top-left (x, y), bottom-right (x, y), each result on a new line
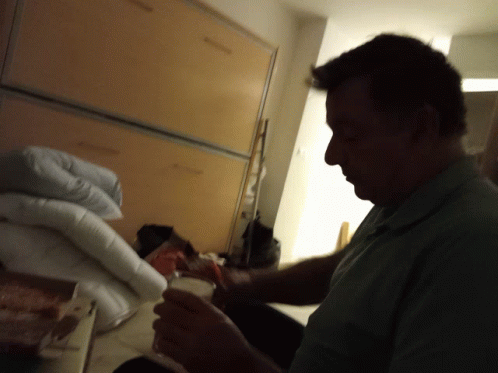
top-left (0, 146), bottom-right (167, 332)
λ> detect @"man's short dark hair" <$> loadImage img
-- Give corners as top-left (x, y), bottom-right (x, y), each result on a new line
top-left (312, 33), bottom-right (467, 137)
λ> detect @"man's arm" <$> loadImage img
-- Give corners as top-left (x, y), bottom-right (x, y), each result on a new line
top-left (225, 249), bottom-right (348, 305)
top-left (153, 289), bottom-right (283, 373)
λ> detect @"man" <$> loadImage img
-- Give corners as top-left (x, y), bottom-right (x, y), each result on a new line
top-left (148, 34), bottom-right (498, 372)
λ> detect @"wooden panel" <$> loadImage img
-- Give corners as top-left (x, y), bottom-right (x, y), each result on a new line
top-left (0, 94), bottom-right (247, 253)
top-left (0, 0), bottom-right (16, 75)
top-left (3, 0), bottom-right (273, 154)
top-left (480, 94), bottom-right (498, 182)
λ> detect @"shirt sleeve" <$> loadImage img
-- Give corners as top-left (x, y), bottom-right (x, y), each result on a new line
top-left (388, 233), bottom-right (498, 372)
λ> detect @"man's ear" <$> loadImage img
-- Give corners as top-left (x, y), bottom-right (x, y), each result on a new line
top-left (409, 104), bottom-right (440, 148)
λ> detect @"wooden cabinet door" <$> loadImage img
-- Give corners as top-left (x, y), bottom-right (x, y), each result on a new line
top-left (2, 0), bottom-right (274, 154)
top-left (0, 0), bottom-right (16, 75)
top-left (0, 93), bottom-right (247, 253)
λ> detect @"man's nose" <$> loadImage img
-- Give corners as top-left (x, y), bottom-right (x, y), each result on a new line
top-left (325, 135), bottom-right (344, 166)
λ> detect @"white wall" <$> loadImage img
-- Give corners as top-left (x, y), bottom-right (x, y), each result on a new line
top-left (448, 33), bottom-right (498, 79)
top-left (258, 17), bottom-right (327, 228)
top-left (274, 20), bottom-right (373, 263)
top-left (463, 92), bottom-right (498, 153)
top-left (447, 34), bottom-right (498, 153)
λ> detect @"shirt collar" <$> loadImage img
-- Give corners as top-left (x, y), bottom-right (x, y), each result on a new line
top-left (379, 156), bottom-right (480, 230)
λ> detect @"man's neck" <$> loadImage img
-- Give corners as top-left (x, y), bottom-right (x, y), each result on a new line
top-left (389, 138), bottom-right (466, 206)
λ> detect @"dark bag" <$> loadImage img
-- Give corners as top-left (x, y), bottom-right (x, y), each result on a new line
top-left (135, 225), bottom-right (196, 259)
top-left (225, 217), bottom-right (280, 269)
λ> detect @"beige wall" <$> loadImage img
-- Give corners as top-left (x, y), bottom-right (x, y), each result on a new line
top-left (448, 33), bottom-right (498, 79)
top-left (448, 34), bottom-right (498, 154)
top-left (258, 17), bottom-right (327, 228)
top-left (463, 92), bottom-right (498, 153)
top-left (274, 20), bottom-right (373, 263)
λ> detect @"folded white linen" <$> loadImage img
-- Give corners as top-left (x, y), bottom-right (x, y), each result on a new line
top-left (0, 193), bottom-right (167, 301)
top-left (0, 222), bottom-right (140, 331)
top-left (0, 146), bottom-right (123, 219)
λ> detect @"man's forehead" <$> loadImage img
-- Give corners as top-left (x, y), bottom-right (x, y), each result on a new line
top-left (325, 78), bottom-right (374, 122)
top-left (325, 77), bottom-right (405, 135)
top-left (326, 76), bottom-right (373, 104)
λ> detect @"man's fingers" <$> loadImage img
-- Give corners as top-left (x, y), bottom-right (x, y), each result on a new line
top-left (154, 290), bottom-right (226, 329)
top-left (153, 334), bottom-right (186, 363)
top-left (152, 305), bottom-right (193, 332)
top-left (153, 319), bottom-right (189, 343)
top-left (154, 296), bottom-right (199, 322)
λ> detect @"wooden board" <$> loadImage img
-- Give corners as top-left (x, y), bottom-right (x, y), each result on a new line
top-left (3, 0), bottom-right (273, 154)
top-left (0, 0), bottom-right (17, 76)
top-left (480, 94), bottom-right (498, 182)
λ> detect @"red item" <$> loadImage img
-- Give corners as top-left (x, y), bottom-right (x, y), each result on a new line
top-left (145, 243), bottom-right (226, 286)
top-left (147, 248), bottom-right (186, 277)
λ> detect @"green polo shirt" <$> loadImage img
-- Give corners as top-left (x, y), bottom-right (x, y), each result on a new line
top-left (289, 156), bottom-right (498, 372)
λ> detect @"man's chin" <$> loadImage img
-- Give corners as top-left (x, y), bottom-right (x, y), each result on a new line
top-left (354, 186), bottom-right (394, 206)
top-left (353, 185), bottom-right (376, 203)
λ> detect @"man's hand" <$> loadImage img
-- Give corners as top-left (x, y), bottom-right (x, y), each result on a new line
top-left (153, 289), bottom-right (281, 373)
top-left (176, 257), bottom-right (251, 287)
top-left (175, 258), bottom-right (252, 308)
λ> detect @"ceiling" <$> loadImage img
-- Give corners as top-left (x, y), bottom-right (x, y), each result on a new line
top-left (278, 0), bottom-right (498, 41)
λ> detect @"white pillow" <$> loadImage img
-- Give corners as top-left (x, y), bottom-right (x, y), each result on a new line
top-left (0, 147), bottom-right (122, 220)
top-left (0, 193), bottom-right (167, 301)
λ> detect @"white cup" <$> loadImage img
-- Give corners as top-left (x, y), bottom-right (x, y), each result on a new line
top-left (167, 271), bottom-right (217, 301)
top-left (153, 271), bottom-right (217, 356)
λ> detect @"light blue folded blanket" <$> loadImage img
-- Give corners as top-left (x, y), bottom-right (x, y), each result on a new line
top-left (0, 146), bottom-right (123, 219)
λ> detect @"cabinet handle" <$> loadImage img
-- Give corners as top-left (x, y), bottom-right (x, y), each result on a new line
top-left (172, 163), bottom-right (203, 175)
top-left (203, 37), bottom-right (232, 55)
top-left (125, 0), bottom-right (154, 12)
top-left (77, 142), bottom-right (120, 156)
